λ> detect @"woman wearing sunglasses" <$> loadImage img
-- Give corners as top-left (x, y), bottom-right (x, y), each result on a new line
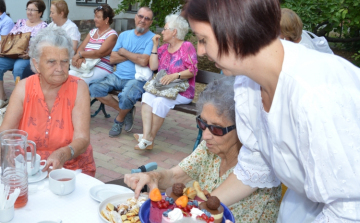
top-left (125, 77), bottom-right (281, 222)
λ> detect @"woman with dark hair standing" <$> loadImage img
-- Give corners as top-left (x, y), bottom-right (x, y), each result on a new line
top-left (0, 0), bottom-right (47, 108)
top-left (70, 4), bottom-right (118, 85)
top-left (183, 0), bottom-right (360, 222)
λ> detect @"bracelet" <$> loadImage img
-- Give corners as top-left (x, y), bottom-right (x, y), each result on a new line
top-left (78, 51), bottom-right (83, 58)
top-left (151, 52), bottom-right (157, 54)
top-left (68, 145), bottom-right (75, 159)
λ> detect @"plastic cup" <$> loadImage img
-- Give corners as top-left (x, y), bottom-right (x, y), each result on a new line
top-left (0, 205), bottom-right (14, 222)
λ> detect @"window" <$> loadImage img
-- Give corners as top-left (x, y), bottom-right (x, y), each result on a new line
top-left (127, 2), bottom-right (140, 12)
top-left (76, 0), bottom-right (107, 5)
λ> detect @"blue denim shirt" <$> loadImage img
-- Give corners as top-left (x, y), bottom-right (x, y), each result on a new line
top-left (0, 12), bottom-right (14, 40)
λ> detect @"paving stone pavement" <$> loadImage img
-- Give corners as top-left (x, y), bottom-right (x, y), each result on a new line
top-left (3, 71), bottom-right (197, 183)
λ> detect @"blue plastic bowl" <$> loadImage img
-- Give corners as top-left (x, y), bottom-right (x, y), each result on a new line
top-left (139, 198), bottom-right (235, 223)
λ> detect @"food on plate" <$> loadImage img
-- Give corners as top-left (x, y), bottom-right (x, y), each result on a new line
top-left (198, 196), bottom-right (224, 223)
top-left (149, 188), bottom-right (162, 202)
top-left (149, 182), bottom-right (223, 223)
top-left (101, 196), bottom-right (146, 223)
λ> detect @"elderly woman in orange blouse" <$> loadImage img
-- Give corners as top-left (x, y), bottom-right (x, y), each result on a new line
top-left (0, 27), bottom-right (96, 176)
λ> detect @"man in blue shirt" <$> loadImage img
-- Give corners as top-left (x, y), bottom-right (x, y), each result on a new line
top-left (89, 7), bottom-right (155, 138)
top-left (0, 0), bottom-right (14, 41)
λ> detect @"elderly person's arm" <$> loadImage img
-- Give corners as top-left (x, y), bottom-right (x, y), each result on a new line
top-left (109, 51), bottom-right (127, 64)
top-left (124, 166), bottom-right (192, 198)
top-left (72, 33), bottom-right (117, 68)
top-left (211, 173), bottom-right (258, 206)
top-left (149, 34), bottom-right (161, 70)
top-left (160, 69), bottom-right (194, 85)
top-left (42, 80), bottom-right (90, 171)
top-left (0, 80), bottom-right (26, 131)
top-left (117, 48), bottom-right (150, 67)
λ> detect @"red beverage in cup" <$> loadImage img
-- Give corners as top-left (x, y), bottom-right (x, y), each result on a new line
top-left (2, 169), bottom-right (29, 208)
top-left (14, 191), bottom-right (28, 208)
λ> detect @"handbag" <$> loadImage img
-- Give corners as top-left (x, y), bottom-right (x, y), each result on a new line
top-left (0, 32), bottom-right (31, 59)
top-left (303, 30), bottom-right (334, 54)
top-left (69, 58), bottom-right (101, 77)
top-left (143, 69), bottom-right (189, 100)
top-left (135, 64), bottom-right (153, 81)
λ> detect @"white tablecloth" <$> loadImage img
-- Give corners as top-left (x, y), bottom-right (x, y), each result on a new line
top-left (10, 173), bottom-right (104, 223)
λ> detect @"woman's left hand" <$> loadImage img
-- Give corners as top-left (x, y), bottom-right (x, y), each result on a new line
top-left (160, 73), bottom-right (178, 85)
top-left (42, 147), bottom-right (68, 172)
top-left (18, 53), bottom-right (29, 59)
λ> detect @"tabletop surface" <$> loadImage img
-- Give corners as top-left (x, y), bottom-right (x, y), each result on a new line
top-left (10, 172), bottom-right (104, 223)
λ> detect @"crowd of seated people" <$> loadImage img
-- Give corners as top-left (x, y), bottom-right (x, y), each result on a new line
top-left (1, 0), bottom-right (359, 222)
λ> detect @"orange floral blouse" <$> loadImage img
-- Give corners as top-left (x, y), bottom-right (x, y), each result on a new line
top-left (179, 140), bottom-right (281, 222)
top-left (18, 74), bottom-right (96, 177)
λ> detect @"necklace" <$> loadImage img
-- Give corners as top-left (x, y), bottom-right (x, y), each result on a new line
top-left (95, 27), bottom-right (111, 40)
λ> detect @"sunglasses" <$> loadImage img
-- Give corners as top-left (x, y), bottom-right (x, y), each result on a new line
top-left (137, 14), bottom-right (152, 22)
top-left (196, 116), bottom-right (236, 136)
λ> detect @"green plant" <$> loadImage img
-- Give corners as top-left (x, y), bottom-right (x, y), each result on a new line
top-left (352, 50), bottom-right (360, 66)
top-left (114, 0), bottom-right (186, 31)
top-left (282, 0), bottom-right (360, 42)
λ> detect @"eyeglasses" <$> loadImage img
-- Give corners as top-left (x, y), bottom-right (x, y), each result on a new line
top-left (26, 8), bottom-right (39, 12)
top-left (137, 14), bottom-right (152, 22)
top-left (196, 115), bottom-right (236, 136)
top-left (163, 27), bottom-right (173, 31)
top-left (95, 6), bottom-right (103, 11)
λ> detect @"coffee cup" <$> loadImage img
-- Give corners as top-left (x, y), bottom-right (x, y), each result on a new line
top-left (0, 205), bottom-right (14, 222)
top-left (49, 169), bottom-right (76, 196)
top-left (27, 153), bottom-right (47, 176)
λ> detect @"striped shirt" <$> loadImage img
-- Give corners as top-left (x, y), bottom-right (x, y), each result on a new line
top-left (85, 28), bottom-right (118, 73)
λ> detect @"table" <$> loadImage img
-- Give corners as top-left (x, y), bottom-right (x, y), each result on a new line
top-left (11, 172), bottom-right (104, 223)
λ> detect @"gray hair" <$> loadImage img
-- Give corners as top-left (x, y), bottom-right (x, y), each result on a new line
top-left (196, 76), bottom-right (236, 124)
top-left (165, 14), bottom-right (189, 40)
top-left (29, 27), bottom-right (74, 72)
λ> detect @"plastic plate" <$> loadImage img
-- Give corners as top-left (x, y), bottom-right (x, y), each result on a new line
top-left (139, 198), bottom-right (235, 223)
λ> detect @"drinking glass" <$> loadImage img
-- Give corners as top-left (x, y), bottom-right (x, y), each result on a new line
top-left (0, 129), bottom-right (36, 208)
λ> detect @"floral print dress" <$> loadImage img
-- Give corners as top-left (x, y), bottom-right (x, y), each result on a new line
top-left (179, 140), bottom-right (281, 222)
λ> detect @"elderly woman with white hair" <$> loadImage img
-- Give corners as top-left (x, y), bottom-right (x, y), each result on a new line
top-left (133, 14), bottom-right (198, 150)
top-left (0, 27), bottom-right (96, 176)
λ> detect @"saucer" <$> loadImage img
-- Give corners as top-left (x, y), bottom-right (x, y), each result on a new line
top-left (28, 170), bottom-right (47, 183)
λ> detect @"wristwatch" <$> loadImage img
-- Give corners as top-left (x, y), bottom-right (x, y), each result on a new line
top-left (178, 72), bottom-right (181, 79)
top-left (68, 145), bottom-right (75, 159)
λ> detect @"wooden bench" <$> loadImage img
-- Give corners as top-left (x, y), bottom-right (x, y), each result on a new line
top-left (90, 70), bottom-right (223, 149)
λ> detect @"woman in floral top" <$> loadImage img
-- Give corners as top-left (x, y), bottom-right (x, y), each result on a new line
top-left (133, 14), bottom-right (198, 150)
top-left (0, 0), bottom-right (47, 108)
top-left (125, 77), bottom-right (281, 222)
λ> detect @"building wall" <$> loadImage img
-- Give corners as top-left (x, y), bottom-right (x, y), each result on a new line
top-left (4, 0), bottom-right (135, 34)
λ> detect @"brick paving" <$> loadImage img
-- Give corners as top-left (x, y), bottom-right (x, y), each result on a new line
top-left (3, 71), bottom-right (197, 183)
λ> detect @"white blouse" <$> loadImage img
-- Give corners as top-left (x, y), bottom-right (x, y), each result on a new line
top-left (48, 19), bottom-right (81, 42)
top-left (233, 40), bottom-right (360, 222)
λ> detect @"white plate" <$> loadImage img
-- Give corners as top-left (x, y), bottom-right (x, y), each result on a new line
top-left (28, 170), bottom-right (47, 183)
top-left (98, 193), bottom-right (148, 223)
top-left (89, 184), bottom-right (133, 202)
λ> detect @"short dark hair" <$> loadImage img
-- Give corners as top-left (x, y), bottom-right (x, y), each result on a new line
top-left (0, 0), bottom-right (6, 14)
top-left (183, 0), bottom-right (281, 59)
top-left (27, 0), bottom-right (46, 18)
top-left (94, 4), bottom-right (115, 25)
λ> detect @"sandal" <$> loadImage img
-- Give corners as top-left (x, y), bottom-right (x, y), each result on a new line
top-left (135, 138), bottom-right (153, 150)
top-left (133, 133), bottom-right (143, 142)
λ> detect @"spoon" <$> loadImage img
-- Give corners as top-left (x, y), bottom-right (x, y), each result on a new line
top-left (5, 188), bottom-right (20, 209)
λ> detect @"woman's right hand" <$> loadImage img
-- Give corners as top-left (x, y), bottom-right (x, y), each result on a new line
top-left (152, 34), bottom-right (161, 44)
top-left (124, 172), bottom-right (159, 198)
